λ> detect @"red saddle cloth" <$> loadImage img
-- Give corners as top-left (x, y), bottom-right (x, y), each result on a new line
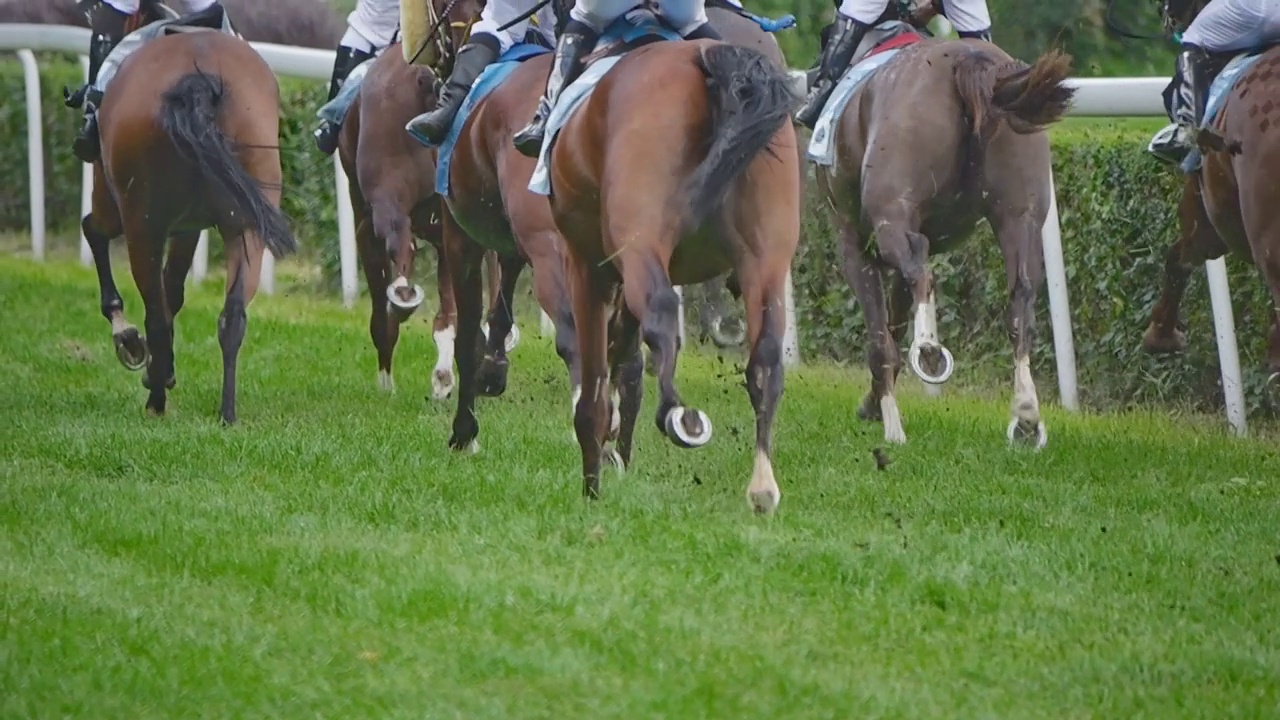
top-left (864, 31), bottom-right (924, 61)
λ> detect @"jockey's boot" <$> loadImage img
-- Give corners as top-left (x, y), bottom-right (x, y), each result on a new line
top-left (794, 15), bottom-right (868, 129)
top-left (512, 20), bottom-right (599, 158)
top-left (66, 2), bottom-right (127, 164)
top-left (406, 35), bottom-right (501, 146)
top-left (1149, 45), bottom-right (1211, 164)
top-left (314, 45), bottom-right (375, 155)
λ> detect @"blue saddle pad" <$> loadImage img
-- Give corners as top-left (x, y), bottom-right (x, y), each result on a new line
top-left (528, 13), bottom-right (679, 196)
top-left (316, 56), bottom-right (376, 127)
top-left (1181, 49), bottom-right (1267, 173)
top-left (808, 26), bottom-right (914, 167)
top-left (404, 43), bottom-right (551, 197)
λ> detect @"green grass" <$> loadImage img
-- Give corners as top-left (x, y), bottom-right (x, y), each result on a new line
top-left (3, 254), bottom-right (1279, 719)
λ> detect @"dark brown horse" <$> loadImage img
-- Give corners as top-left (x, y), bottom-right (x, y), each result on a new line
top-left (539, 33), bottom-right (800, 510)
top-left (337, 41), bottom-right (511, 401)
top-left (81, 25), bottom-right (296, 424)
top-left (1143, 3), bottom-right (1280, 387)
top-left (816, 17), bottom-right (1073, 449)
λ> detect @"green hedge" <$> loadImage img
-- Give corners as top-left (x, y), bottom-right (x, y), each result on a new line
top-left (2, 57), bottom-right (1273, 418)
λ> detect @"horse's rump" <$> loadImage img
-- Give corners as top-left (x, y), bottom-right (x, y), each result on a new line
top-left (951, 45), bottom-right (1075, 142)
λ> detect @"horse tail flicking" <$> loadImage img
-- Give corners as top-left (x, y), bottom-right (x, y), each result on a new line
top-left (159, 70), bottom-right (297, 259)
top-left (684, 43), bottom-right (799, 235)
top-left (953, 47), bottom-right (1075, 141)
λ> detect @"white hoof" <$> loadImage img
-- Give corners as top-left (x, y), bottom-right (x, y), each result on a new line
top-left (432, 368), bottom-right (455, 400)
top-left (747, 450), bottom-right (780, 514)
top-left (604, 444), bottom-right (626, 473)
top-left (386, 276), bottom-right (425, 312)
top-left (908, 341), bottom-right (955, 385)
top-left (1007, 417), bottom-right (1048, 450)
top-left (377, 369), bottom-right (395, 393)
top-left (466, 438), bottom-right (480, 455)
top-left (665, 406), bottom-right (713, 448)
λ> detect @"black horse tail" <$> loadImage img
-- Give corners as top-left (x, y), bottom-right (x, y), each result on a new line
top-left (159, 70), bottom-right (297, 259)
top-left (683, 43), bottom-right (799, 235)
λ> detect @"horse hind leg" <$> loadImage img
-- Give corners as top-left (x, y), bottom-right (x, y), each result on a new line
top-left (156, 231), bottom-right (200, 388)
top-left (739, 266), bottom-right (790, 514)
top-left (842, 222), bottom-right (907, 443)
top-left (84, 210), bottom-right (147, 372)
top-left (354, 214), bottom-right (397, 392)
top-left (994, 214), bottom-right (1047, 449)
top-left (621, 258), bottom-right (712, 449)
top-left (477, 253), bottom-right (525, 397)
top-left (604, 297), bottom-right (644, 472)
top-left (124, 222), bottom-right (174, 417)
top-left (377, 201), bottom-right (425, 321)
top-left (217, 229), bottom-right (266, 426)
top-left (1144, 179), bottom-right (1216, 355)
top-left (874, 221), bottom-right (955, 386)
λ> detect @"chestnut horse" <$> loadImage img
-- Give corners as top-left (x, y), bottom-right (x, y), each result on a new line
top-left (337, 42), bottom-right (512, 401)
top-left (536, 24), bottom-right (800, 510)
top-left (813, 15), bottom-right (1073, 448)
top-left (437, 2), bottom-right (791, 453)
top-left (81, 26), bottom-right (295, 424)
top-left (1143, 4), bottom-right (1280, 388)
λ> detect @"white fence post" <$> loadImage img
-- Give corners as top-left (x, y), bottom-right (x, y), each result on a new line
top-left (1042, 173), bottom-right (1080, 411)
top-left (18, 49), bottom-right (44, 261)
top-left (335, 153), bottom-right (358, 308)
top-left (1205, 257), bottom-right (1247, 436)
top-left (193, 231), bottom-right (209, 282)
top-left (782, 271), bottom-right (800, 367)
top-left (540, 311), bottom-right (555, 337)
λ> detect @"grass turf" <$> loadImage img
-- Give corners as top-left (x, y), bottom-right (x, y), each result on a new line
top-left (2, 254), bottom-right (1279, 719)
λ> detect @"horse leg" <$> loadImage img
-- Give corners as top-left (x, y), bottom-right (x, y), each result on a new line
top-left (355, 214), bottom-right (397, 391)
top-left (378, 202), bottom-right (425, 321)
top-left (442, 210), bottom-right (485, 453)
top-left (885, 224), bottom-right (953, 386)
top-left (841, 222), bottom-right (906, 443)
top-left (430, 244), bottom-right (458, 401)
top-left (706, 275), bottom-right (747, 348)
top-left (159, 231), bottom-right (200, 388)
top-left (217, 230), bottom-right (265, 426)
top-left (994, 214), bottom-right (1048, 449)
top-left (84, 212), bottom-right (147, 371)
top-left (619, 259), bottom-right (712, 449)
top-left (737, 263), bottom-right (790, 514)
top-left (858, 272), bottom-right (914, 421)
top-left (477, 254), bottom-right (524, 397)
top-left (124, 223), bottom-right (173, 417)
top-left (604, 299), bottom-right (643, 471)
top-left (481, 250), bottom-right (520, 352)
top-left (526, 233), bottom-right (581, 419)
top-left (568, 256), bottom-right (612, 499)
top-left (1144, 180), bottom-right (1217, 354)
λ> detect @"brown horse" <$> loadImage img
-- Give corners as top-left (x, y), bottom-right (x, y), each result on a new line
top-left (438, 4), bottom-right (787, 442)
top-left (1142, 15), bottom-right (1280, 385)
top-left (337, 42), bottom-right (511, 401)
top-left (538, 29), bottom-right (800, 510)
top-left (81, 25), bottom-right (296, 424)
top-left (815, 18), bottom-right (1073, 449)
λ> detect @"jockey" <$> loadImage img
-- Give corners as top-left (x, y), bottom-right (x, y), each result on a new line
top-left (511, 0), bottom-right (724, 158)
top-left (794, 0), bottom-right (993, 128)
top-left (1149, 0), bottom-right (1280, 163)
top-left (314, 0), bottom-right (400, 155)
top-left (65, 0), bottom-right (231, 164)
top-left (405, 0), bottom-right (558, 145)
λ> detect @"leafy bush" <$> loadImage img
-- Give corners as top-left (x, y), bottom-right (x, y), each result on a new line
top-left (1, 58), bottom-right (1271, 417)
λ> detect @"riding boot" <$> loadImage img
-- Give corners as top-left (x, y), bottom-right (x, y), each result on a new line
top-left (405, 35), bottom-right (501, 146)
top-left (1149, 45), bottom-right (1211, 163)
top-left (66, 4), bottom-right (127, 164)
top-left (512, 20), bottom-right (600, 158)
top-left (314, 45), bottom-right (375, 155)
top-left (794, 15), bottom-right (869, 129)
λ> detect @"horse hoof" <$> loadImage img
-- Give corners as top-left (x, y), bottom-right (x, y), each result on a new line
top-left (141, 374), bottom-right (176, 390)
top-left (664, 406), bottom-right (713, 449)
top-left (908, 341), bottom-right (955, 385)
top-left (386, 277), bottom-right (425, 314)
top-left (1007, 417), bottom-right (1047, 450)
top-left (477, 356), bottom-right (509, 397)
top-left (749, 488), bottom-right (780, 515)
top-left (431, 368), bottom-right (455, 400)
top-left (113, 328), bottom-right (148, 371)
top-left (448, 434), bottom-right (480, 454)
top-left (604, 444), bottom-right (626, 473)
top-left (710, 316), bottom-right (746, 348)
top-left (1142, 325), bottom-right (1187, 355)
top-left (377, 369), bottom-right (395, 393)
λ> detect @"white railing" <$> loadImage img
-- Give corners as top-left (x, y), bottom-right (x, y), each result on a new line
top-left (1, 23), bottom-right (1248, 435)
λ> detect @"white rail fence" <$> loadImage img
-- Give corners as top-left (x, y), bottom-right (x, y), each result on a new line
top-left (1, 24), bottom-right (1248, 436)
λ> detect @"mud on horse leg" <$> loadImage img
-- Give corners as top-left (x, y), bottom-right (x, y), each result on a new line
top-left (841, 221), bottom-right (907, 443)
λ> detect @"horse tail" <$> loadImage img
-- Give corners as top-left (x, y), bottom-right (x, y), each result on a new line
top-left (953, 47), bottom-right (1075, 140)
top-left (684, 43), bottom-right (799, 234)
top-left (159, 70), bottom-right (297, 259)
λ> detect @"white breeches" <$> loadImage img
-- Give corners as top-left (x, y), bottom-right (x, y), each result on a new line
top-left (837, 0), bottom-right (991, 33)
top-left (472, 0), bottom-right (557, 53)
top-left (1182, 0), bottom-right (1280, 52)
top-left (570, 0), bottom-right (708, 36)
top-left (104, 0), bottom-right (217, 14)
top-left (342, 0), bottom-right (401, 53)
